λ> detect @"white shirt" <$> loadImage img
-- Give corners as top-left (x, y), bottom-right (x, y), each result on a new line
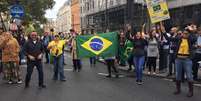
top-left (33, 41), bottom-right (37, 44)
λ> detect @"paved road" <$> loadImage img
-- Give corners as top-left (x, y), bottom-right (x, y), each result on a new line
top-left (0, 53), bottom-right (201, 101)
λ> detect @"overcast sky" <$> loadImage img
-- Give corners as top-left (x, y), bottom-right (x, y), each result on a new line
top-left (45, 0), bottom-right (68, 19)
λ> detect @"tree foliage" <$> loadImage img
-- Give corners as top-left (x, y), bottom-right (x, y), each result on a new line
top-left (0, 0), bottom-right (55, 25)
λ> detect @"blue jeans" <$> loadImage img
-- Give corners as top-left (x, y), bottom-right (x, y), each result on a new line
top-left (175, 58), bottom-right (193, 81)
top-left (53, 55), bottom-right (65, 80)
top-left (62, 53), bottom-right (65, 64)
top-left (133, 56), bottom-right (145, 81)
top-left (19, 46), bottom-right (25, 63)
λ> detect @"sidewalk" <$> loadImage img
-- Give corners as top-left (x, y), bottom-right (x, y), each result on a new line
top-left (98, 59), bottom-right (201, 85)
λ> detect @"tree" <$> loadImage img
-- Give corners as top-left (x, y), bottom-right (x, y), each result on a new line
top-left (0, 0), bottom-right (55, 25)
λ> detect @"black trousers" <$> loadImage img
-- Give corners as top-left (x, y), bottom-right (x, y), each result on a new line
top-left (25, 61), bottom-right (44, 86)
top-left (147, 57), bottom-right (157, 72)
top-left (127, 54), bottom-right (134, 69)
top-left (89, 57), bottom-right (96, 65)
top-left (159, 49), bottom-right (169, 71)
top-left (169, 53), bottom-right (176, 75)
top-left (105, 59), bottom-right (118, 75)
top-left (72, 59), bottom-right (81, 71)
top-left (192, 53), bottom-right (201, 80)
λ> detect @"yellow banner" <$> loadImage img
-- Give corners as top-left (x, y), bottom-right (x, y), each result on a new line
top-left (146, 0), bottom-right (170, 23)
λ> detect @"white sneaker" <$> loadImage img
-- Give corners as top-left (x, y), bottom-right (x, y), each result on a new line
top-left (8, 81), bottom-right (13, 84)
top-left (147, 72), bottom-right (151, 75)
top-left (17, 80), bottom-right (23, 84)
top-left (153, 72), bottom-right (156, 75)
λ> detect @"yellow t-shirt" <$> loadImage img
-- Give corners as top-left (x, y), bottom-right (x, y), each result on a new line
top-left (178, 39), bottom-right (189, 55)
top-left (48, 40), bottom-right (66, 56)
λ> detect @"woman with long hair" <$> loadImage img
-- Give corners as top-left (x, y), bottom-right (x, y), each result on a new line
top-left (129, 24), bottom-right (148, 85)
top-left (146, 28), bottom-right (159, 75)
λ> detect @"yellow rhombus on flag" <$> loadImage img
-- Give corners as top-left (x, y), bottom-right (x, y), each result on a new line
top-left (81, 36), bottom-right (112, 55)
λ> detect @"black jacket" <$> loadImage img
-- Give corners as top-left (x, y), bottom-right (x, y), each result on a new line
top-left (24, 39), bottom-right (44, 61)
top-left (130, 38), bottom-right (148, 57)
top-left (163, 33), bottom-right (196, 59)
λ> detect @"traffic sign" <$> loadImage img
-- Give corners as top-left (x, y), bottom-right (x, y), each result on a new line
top-left (10, 4), bottom-right (24, 19)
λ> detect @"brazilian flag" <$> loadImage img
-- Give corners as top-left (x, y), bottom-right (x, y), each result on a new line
top-left (76, 32), bottom-right (118, 58)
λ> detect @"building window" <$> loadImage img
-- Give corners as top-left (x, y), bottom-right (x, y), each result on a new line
top-left (87, 2), bottom-right (89, 11)
top-left (98, 0), bottom-right (100, 8)
top-left (92, 0), bottom-right (95, 9)
top-left (110, 0), bottom-right (113, 6)
top-left (116, 0), bottom-right (120, 5)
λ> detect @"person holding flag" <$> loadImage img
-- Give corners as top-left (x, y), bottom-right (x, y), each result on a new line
top-left (75, 30), bottom-right (119, 75)
top-left (118, 30), bottom-right (127, 66)
top-left (89, 29), bottom-right (97, 67)
top-left (70, 29), bottom-right (82, 72)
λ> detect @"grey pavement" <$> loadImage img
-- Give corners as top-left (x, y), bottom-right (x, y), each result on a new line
top-left (0, 53), bottom-right (201, 101)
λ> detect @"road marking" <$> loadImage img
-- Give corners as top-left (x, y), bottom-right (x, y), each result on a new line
top-left (194, 84), bottom-right (201, 87)
top-left (98, 73), bottom-right (125, 78)
top-left (64, 68), bottom-right (73, 71)
top-left (98, 73), bottom-right (108, 76)
top-left (163, 78), bottom-right (173, 82)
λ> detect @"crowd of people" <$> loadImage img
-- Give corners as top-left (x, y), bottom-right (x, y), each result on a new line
top-left (117, 22), bottom-right (201, 97)
top-left (0, 22), bottom-right (200, 97)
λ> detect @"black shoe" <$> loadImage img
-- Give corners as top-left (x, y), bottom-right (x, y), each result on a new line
top-left (25, 84), bottom-right (29, 88)
top-left (115, 75), bottom-right (119, 78)
top-left (166, 73), bottom-right (172, 77)
top-left (60, 79), bottom-right (66, 82)
top-left (7, 80), bottom-right (13, 84)
top-left (77, 69), bottom-right (81, 72)
top-left (127, 68), bottom-right (132, 72)
top-left (39, 84), bottom-right (46, 88)
top-left (136, 80), bottom-right (143, 85)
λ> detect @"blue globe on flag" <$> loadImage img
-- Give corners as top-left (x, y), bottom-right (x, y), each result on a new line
top-left (90, 38), bottom-right (103, 51)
